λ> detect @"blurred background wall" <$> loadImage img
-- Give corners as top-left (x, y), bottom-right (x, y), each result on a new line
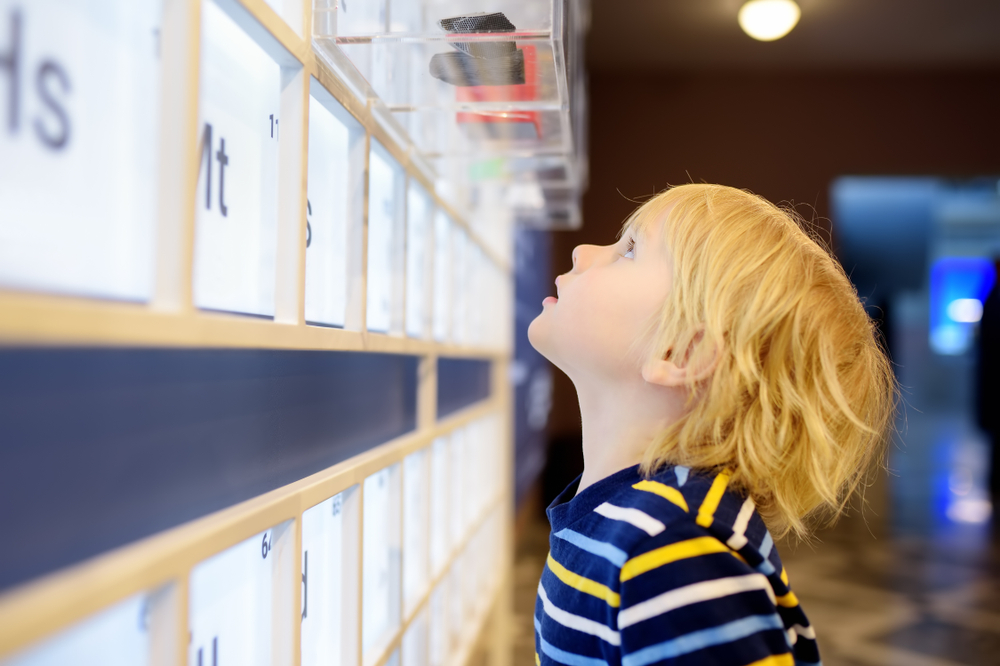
top-left (548, 67), bottom-right (1000, 444)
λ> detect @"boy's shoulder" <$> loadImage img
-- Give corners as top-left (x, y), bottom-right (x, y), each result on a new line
top-left (565, 465), bottom-right (782, 575)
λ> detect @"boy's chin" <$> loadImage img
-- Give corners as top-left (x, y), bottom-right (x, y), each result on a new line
top-left (527, 315), bottom-right (556, 359)
top-left (527, 321), bottom-right (572, 376)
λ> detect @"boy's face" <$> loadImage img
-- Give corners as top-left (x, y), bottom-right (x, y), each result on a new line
top-left (528, 221), bottom-right (673, 380)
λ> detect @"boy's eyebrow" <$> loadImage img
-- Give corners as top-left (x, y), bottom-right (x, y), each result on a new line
top-left (625, 226), bottom-right (646, 245)
top-left (618, 223), bottom-right (643, 241)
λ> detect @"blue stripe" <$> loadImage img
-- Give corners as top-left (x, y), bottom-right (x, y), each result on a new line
top-left (536, 616), bottom-right (609, 666)
top-left (621, 614), bottom-right (786, 666)
top-left (554, 528), bottom-right (628, 567)
top-left (758, 532), bottom-right (774, 559)
top-left (674, 466), bottom-right (690, 486)
top-left (756, 532), bottom-right (776, 575)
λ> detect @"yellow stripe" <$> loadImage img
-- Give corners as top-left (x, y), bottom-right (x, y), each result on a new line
top-left (620, 537), bottom-right (730, 581)
top-left (779, 567), bottom-right (789, 586)
top-left (776, 590), bottom-right (800, 608)
top-left (695, 471), bottom-right (730, 528)
top-left (633, 480), bottom-right (689, 512)
top-left (535, 653), bottom-right (541, 666)
top-left (743, 653), bottom-right (794, 666)
top-left (546, 554), bottom-right (621, 607)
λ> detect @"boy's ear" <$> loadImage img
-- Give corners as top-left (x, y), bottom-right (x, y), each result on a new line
top-left (641, 331), bottom-right (719, 388)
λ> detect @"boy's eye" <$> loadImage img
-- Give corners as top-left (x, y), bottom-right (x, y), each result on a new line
top-left (621, 237), bottom-right (635, 260)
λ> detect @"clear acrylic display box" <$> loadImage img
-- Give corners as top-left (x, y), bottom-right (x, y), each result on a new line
top-left (312, 0), bottom-right (589, 230)
top-left (396, 106), bottom-right (573, 160)
top-left (513, 182), bottom-right (582, 230)
top-left (315, 1), bottom-right (580, 147)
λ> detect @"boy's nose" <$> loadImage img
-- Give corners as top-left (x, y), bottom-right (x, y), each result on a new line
top-left (572, 244), bottom-right (598, 271)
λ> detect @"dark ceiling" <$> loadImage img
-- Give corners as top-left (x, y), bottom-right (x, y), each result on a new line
top-left (587, 0), bottom-right (1000, 71)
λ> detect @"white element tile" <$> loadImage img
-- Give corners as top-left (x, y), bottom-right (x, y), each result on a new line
top-left (188, 521), bottom-right (293, 666)
top-left (367, 142), bottom-right (402, 333)
top-left (466, 243), bottom-right (484, 345)
top-left (261, 0), bottom-right (282, 16)
top-left (0, 0), bottom-right (161, 302)
top-left (463, 420), bottom-right (479, 528)
top-left (193, 0), bottom-right (280, 316)
top-left (447, 557), bottom-right (464, 648)
top-left (427, 582), bottom-right (448, 666)
top-left (405, 182), bottom-right (432, 339)
top-left (304, 89), bottom-right (351, 327)
top-left (429, 436), bottom-right (450, 575)
top-left (432, 211), bottom-right (451, 342)
top-left (450, 225), bottom-right (467, 345)
top-left (401, 607), bottom-right (427, 666)
top-left (301, 489), bottom-right (353, 666)
top-left (2, 593), bottom-right (150, 665)
top-left (362, 464), bottom-right (401, 655)
top-left (402, 448), bottom-right (430, 614)
top-left (449, 427), bottom-right (465, 544)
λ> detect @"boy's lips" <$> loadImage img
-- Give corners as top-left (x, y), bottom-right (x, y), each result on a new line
top-left (543, 296), bottom-right (557, 305)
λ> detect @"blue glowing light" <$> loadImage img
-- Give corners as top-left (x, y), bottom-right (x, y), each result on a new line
top-left (929, 257), bottom-right (996, 355)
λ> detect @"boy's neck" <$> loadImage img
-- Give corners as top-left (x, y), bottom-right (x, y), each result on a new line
top-left (573, 377), bottom-right (686, 495)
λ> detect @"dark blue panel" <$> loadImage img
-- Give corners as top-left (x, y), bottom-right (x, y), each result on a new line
top-left (0, 348), bottom-right (418, 592)
top-left (512, 228), bottom-right (554, 508)
top-left (436, 357), bottom-right (491, 419)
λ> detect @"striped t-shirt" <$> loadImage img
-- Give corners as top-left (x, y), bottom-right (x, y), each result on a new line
top-left (534, 464), bottom-right (820, 666)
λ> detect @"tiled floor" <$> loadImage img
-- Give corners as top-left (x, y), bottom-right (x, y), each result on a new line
top-left (512, 502), bottom-right (551, 666)
top-left (779, 506), bottom-right (1000, 665)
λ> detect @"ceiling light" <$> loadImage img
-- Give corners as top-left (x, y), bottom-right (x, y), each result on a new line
top-left (738, 0), bottom-right (801, 42)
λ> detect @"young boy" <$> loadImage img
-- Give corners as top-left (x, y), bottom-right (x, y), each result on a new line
top-left (528, 184), bottom-right (896, 666)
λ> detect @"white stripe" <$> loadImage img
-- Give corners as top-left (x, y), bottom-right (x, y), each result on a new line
top-left (618, 574), bottom-right (775, 629)
top-left (790, 623), bottom-right (815, 641)
top-left (538, 582), bottom-right (622, 646)
top-left (674, 466), bottom-right (690, 486)
top-left (594, 502), bottom-right (665, 536)
top-left (726, 497), bottom-right (756, 550)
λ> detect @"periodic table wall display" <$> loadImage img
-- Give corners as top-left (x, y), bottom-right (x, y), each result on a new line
top-left (0, 0), bottom-right (589, 663)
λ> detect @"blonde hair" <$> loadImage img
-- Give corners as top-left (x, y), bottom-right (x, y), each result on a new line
top-left (626, 184), bottom-right (897, 539)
